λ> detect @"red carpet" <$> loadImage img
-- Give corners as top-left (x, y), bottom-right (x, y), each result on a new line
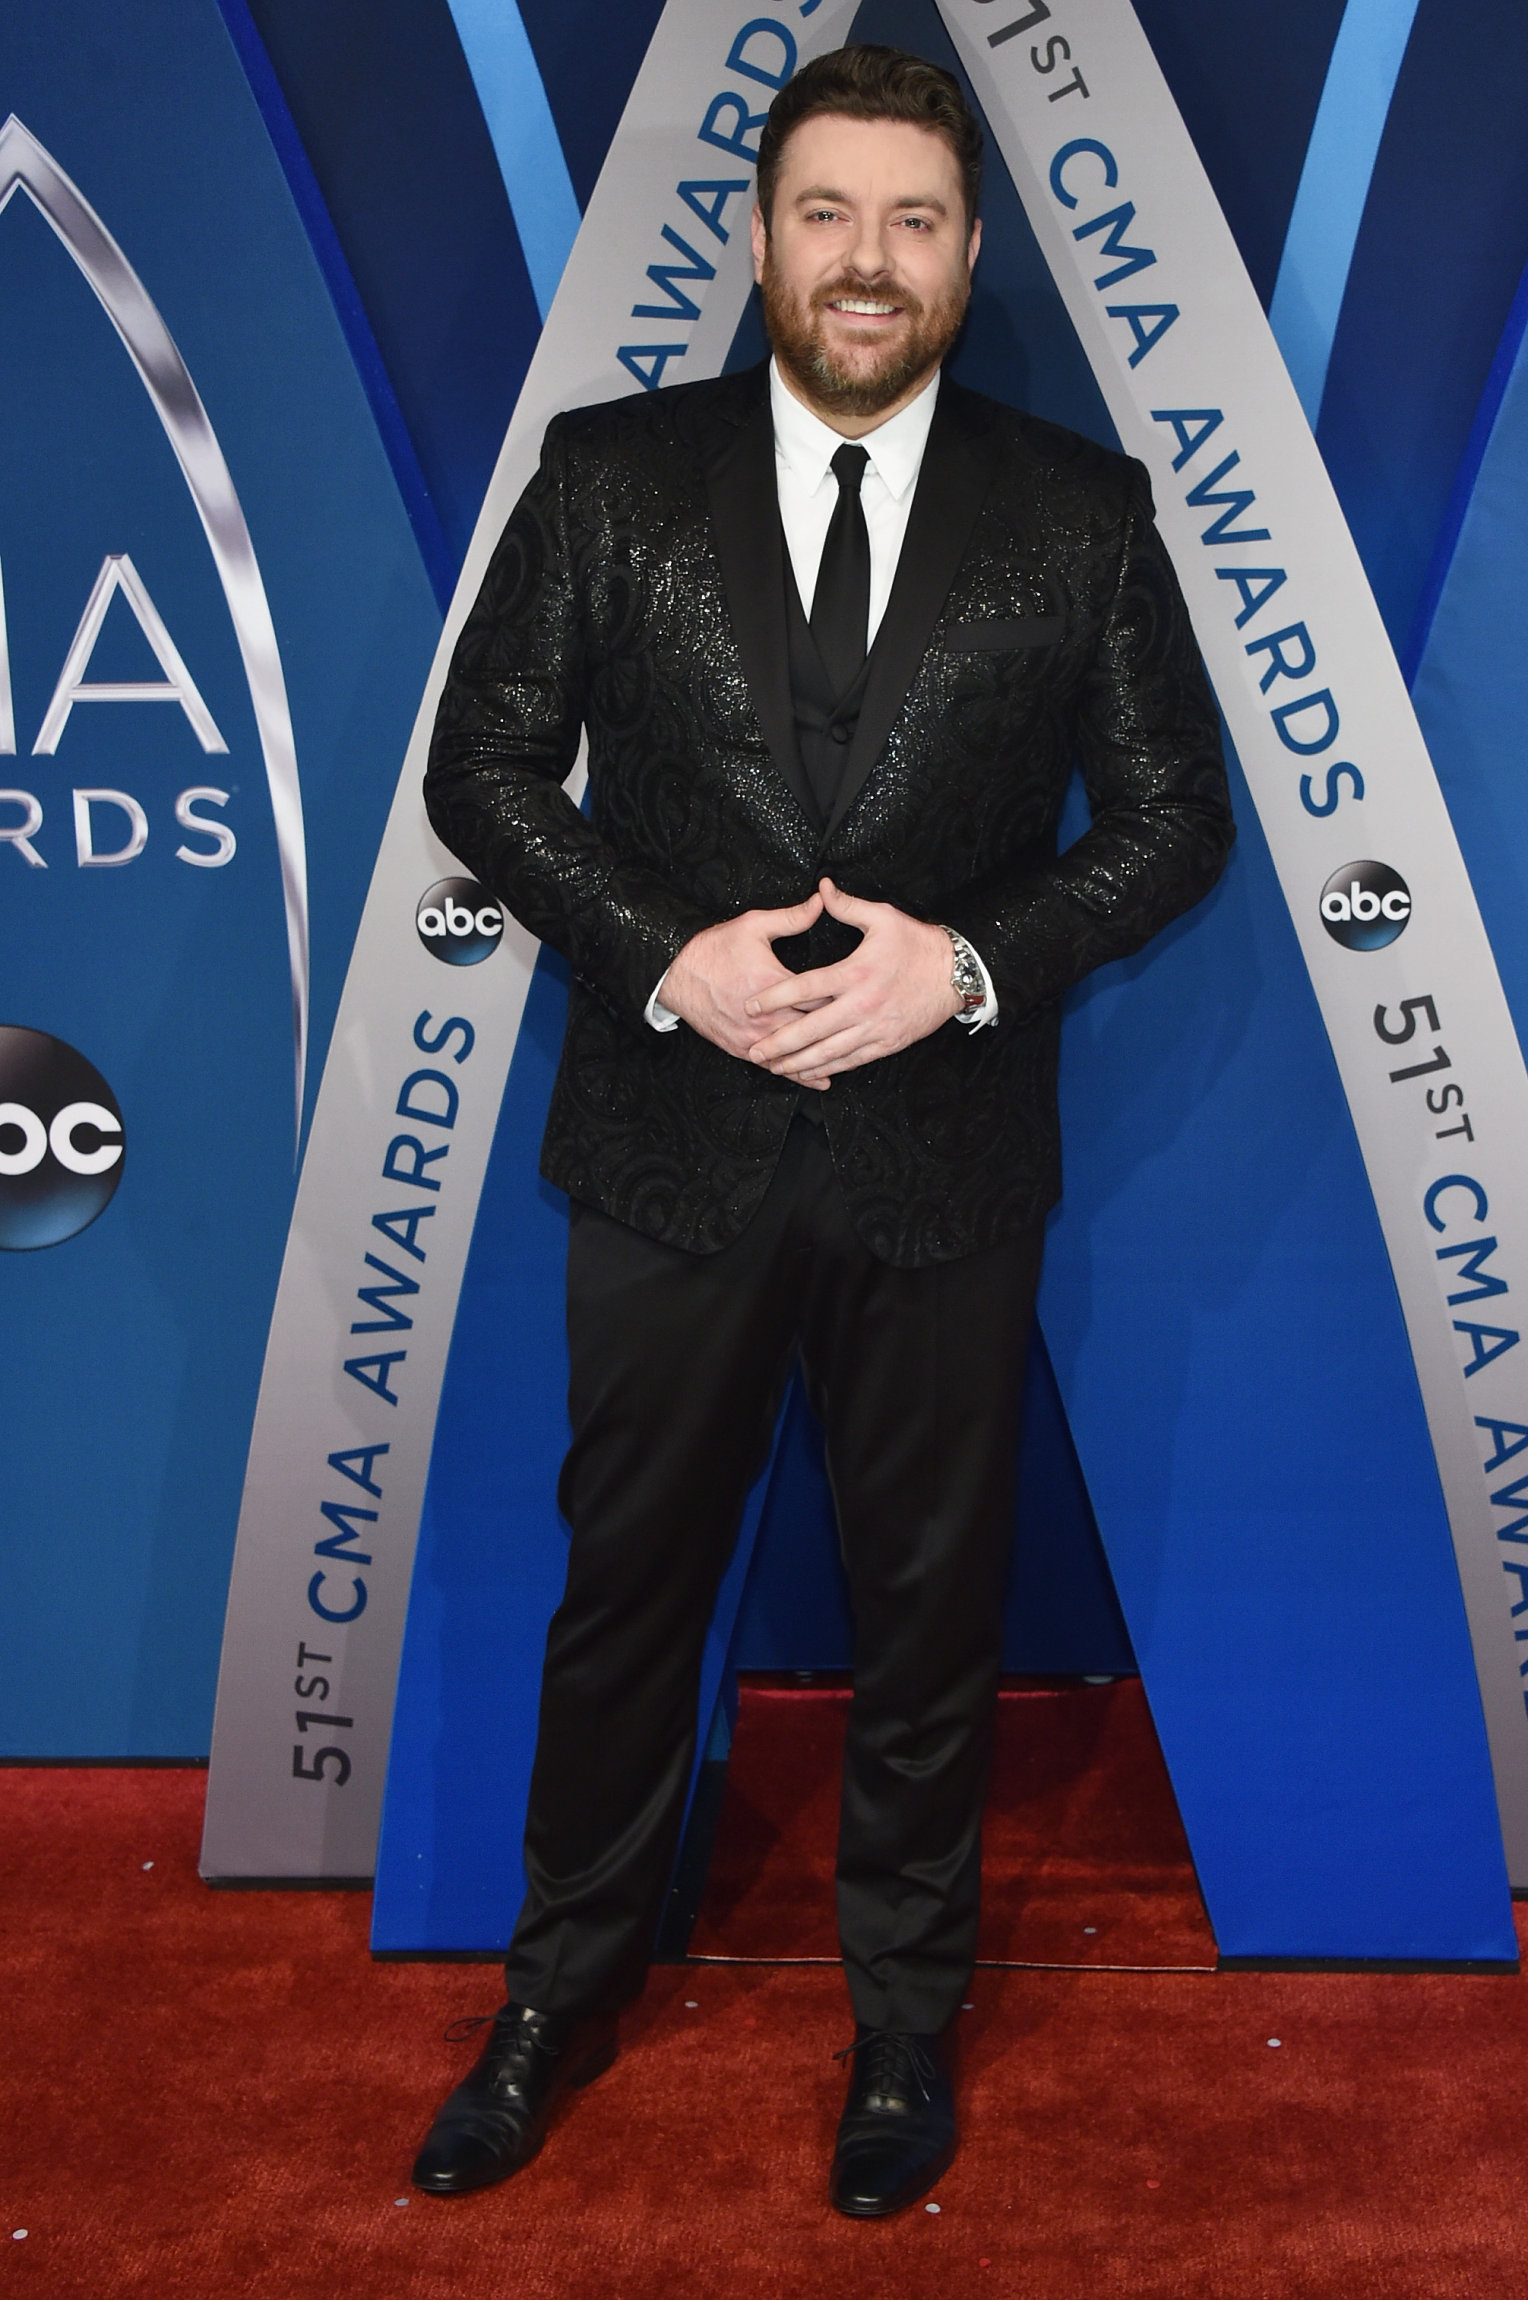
top-left (690, 1676), bottom-right (1216, 1969)
top-left (6, 1725), bottom-right (1528, 2297)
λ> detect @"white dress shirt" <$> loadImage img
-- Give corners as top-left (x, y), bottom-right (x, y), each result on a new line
top-left (647, 359), bottom-right (996, 1031)
top-left (772, 355), bottom-right (939, 643)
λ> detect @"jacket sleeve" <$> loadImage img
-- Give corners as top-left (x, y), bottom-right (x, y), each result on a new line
top-left (938, 461), bottom-right (1235, 1015)
top-left (423, 415), bottom-right (713, 1030)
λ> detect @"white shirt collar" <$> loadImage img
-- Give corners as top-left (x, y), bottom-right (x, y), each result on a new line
top-left (769, 358), bottom-right (940, 501)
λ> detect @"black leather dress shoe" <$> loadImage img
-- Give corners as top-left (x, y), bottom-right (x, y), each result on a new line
top-left (829, 2025), bottom-right (957, 2218)
top-left (411, 2001), bottom-right (618, 2195)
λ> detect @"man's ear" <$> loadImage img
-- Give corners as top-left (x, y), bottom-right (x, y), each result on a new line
top-left (750, 201), bottom-right (769, 286)
top-left (966, 215), bottom-right (983, 276)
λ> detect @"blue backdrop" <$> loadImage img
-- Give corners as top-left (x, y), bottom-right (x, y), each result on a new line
top-left (5, 0), bottom-right (1528, 1967)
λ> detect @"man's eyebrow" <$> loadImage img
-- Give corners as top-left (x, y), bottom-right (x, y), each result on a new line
top-left (792, 185), bottom-right (950, 216)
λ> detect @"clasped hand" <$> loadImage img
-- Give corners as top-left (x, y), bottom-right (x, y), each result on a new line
top-left (657, 878), bottom-right (960, 1090)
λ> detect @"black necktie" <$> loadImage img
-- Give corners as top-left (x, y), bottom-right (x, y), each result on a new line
top-left (809, 442), bottom-right (871, 698)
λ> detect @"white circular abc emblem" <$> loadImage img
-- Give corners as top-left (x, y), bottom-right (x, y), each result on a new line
top-left (1319, 860), bottom-right (1412, 951)
top-left (0, 1026), bottom-right (125, 1250)
top-left (416, 877), bottom-right (504, 965)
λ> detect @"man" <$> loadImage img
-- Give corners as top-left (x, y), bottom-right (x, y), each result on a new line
top-left (414, 44), bottom-right (1233, 2216)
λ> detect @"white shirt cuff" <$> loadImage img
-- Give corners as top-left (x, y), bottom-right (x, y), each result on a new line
top-left (646, 976), bottom-right (681, 1031)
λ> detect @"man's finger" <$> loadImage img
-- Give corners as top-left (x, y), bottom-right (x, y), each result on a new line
top-left (749, 1002), bottom-right (869, 1062)
top-left (753, 891), bottom-right (824, 937)
top-left (745, 964), bottom-right (845, 1018)
top-left (747, 998), bottom-right (858, 1058)
top-left (768, 1025), bottom-right (871, 1078)
top-left (747, 1003), bottom-right (820, 1033)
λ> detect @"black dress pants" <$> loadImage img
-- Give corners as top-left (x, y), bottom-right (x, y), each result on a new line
top-left (503, 1116), bottom-right (1045, 2034)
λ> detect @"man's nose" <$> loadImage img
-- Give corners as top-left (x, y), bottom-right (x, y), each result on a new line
top-left (844, 218), bottom-right (894, 282)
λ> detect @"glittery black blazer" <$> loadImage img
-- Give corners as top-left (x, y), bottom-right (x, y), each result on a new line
top-left (425, 362), bottom-right (1234, 1266)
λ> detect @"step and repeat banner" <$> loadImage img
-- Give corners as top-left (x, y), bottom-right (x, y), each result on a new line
top-left (6, 0), bottom-right (1528, 1957)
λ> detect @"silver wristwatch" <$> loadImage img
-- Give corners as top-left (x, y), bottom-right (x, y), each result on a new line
top-left (940, 925), bottom-right (986, 1014)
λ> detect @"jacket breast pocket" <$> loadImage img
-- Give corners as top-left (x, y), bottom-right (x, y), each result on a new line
top-left (944, 616), bottom-right (1064, 652)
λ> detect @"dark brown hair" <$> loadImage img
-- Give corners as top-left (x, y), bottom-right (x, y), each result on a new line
top-left (755, 44), bottom-right (984, 231)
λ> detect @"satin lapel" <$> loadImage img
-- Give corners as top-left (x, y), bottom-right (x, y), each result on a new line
top-left (703, 377), bottom-right (819, 829)
top-left (824, 391), bottom-right (993, 843)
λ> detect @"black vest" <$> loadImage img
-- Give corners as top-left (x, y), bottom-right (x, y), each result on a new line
top-left (784, 549), bottom-right (878, 1123)
top-left (784, 549), bottom-right (874, 828)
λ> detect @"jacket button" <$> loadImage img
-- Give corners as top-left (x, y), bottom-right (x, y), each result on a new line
top-left (830, 724), bottom-right (850, 745)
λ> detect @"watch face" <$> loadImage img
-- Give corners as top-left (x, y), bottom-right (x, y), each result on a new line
top-left (944, 928), bottom-right (983, 1008)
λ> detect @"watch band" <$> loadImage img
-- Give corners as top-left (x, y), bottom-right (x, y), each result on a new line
top-left (940, 925), bottom-right (986, 1014)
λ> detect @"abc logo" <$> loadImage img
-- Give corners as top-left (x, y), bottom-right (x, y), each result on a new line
top-left (0, 1026), bottom-right (124, 1250)
top-left (1319, 860), bottom-right (1412, 951)
top-left (416, 877), bottom-right (504, 966)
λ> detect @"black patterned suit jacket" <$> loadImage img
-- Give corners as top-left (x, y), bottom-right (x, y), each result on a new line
top-left (424, 361), bottom-right (1235, 1267)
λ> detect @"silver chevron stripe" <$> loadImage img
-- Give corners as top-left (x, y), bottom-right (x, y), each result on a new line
top-left (0, 114), bottom-right (310, 1143)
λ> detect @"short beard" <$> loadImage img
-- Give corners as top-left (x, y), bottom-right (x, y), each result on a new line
top-left (761, 253), bottom-right (969, 420)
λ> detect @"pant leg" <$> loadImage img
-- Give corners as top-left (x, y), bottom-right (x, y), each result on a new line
top-left (798, 1176), bottom-right (1044, 2034)
top-left (503, 1126), bottom-right (815, 2017)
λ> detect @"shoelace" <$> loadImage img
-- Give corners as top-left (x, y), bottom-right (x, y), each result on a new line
top-left (832, 2029), bottom-right (938, 2107)
top-left (443, 2014), bottom-right (493, 2045)
top-left (435, 2012), bottom-right (554, 2130)
top-left (442, 2009), bottom-right (567, 2065)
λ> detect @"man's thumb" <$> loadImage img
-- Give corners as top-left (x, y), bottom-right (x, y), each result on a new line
top-left (819, 876), bottom-right (872, 921)
top-left (767, 890), bottom-right (824, 932)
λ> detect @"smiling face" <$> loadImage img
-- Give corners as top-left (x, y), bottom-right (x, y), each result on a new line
top-left (751, 112), bottom-right (981, 433)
